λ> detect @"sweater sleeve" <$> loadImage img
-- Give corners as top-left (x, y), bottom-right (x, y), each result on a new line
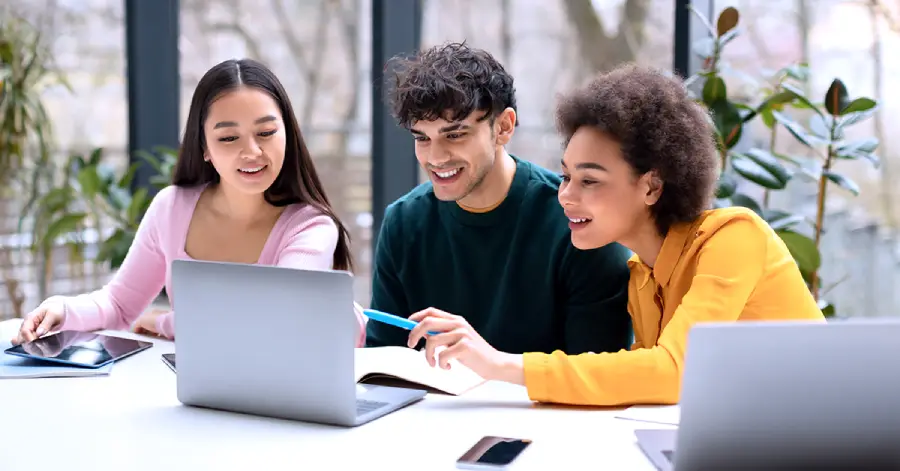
top-left (521, 218), bottom-right (769, 406)
top-left (54, 186), bottom-right (174, 334)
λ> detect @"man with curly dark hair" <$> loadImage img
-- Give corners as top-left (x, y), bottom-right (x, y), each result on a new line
top-left (366, 43), bottom-right (634, 361)
top-left (410, 63), bottom-right (824, 406)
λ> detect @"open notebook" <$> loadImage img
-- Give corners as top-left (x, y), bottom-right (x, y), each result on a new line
top-left (354, 346), bottom-right (486, 396)
top-left (0, 342), bottom-right (114, 379)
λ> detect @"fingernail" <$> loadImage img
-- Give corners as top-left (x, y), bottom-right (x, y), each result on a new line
top-left (36, 329), bottom-right (44, 336)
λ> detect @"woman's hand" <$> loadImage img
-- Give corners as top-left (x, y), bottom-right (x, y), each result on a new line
top-left (132, 309), bottom-right (169, 337)
top-left (12, 302), bottom-right (66, 345)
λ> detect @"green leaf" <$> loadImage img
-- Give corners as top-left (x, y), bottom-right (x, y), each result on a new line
top-left (731, 153), bottom-right (788, 189)
top-left (41, 212), bottom-right (87, 250)
top-left (76, 166), bottom-right (102, 198)
top-left (783, 63), bottom-right (810, 82)
top-left (824, 79), bottom-right (850, 116)
top-left (96, 228), bottom-right (135, 269)
top-left (702, 76), bottom-right (727, 106)
top-left (37, 187), bottom-right (72, 214)
top-left (823, 170), bottom-right (860, 196)
top-left (127, 187), bottom-right (149, 226)
top-left (758, 90), bottom-right (796, 110)
top-left (118, 162), bottom-right (141, 189)
top-left (709, 99), bottom-right (744, 148)
top-left (777, 229), bottom-right (821, 276)
top-left (730, 192), bottom-right (763, 215)
top-left (780, 83), bottom-right (821, 115)
top-left (772, 110), bottom-right (816, 148)
top-left (837, 137), bottom-right (878, 155)
top-left (809, 114), bottom-right (840, 141)
top-left (715, 172), bottom-right (738, 198)
top-left (841, 97), bottom-right (876, 114)
top-left (835, 137), bottom-right (880, 167)
top-left (840, 109), bottom-right (876, 129)
top-left (88, 147), bottom-right (103, 166)
top-left (818, 300), bottom-right (836, 318)
top-left (760, 107), bottom-right (775, 128)
top-left (743, 148), bottom-right (794, 183)
top-left (763, 210), bottom-right (805, 231)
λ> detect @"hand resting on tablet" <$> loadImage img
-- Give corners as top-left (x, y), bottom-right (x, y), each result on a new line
top-left (12, 301), bottom-right (67, 345)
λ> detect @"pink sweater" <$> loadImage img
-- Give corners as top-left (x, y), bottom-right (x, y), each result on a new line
top-left (47, 184), bottom-right (366, 346)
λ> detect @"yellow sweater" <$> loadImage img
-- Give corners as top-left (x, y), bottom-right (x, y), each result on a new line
top-left (522, 207), bottom-right (825, 406)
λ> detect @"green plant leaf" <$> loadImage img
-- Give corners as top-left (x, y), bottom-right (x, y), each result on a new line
top-left (763, 210), bottom-right (805, 231)
top-left (837, 137), bottom-right (878, 155)
top-left (744, 148), bottom-right (794, 183)
top-left (783, 63), bottom-right (809, 82)
top-left (841, 97), bottom-right (876, 114)
top-left (760, 107), bottom-right (775, 128)
top-left (780, 83), bottom-right (821, 115)
top-left (88, 147), bottom-right (103, 166)
top-left (731, 153), bottom-right (788, 189)
top-left (702, 76), bottom-right (727, 106)
top-left (715, 172), bottom-right (738, 198)
top-left (772, 110), bottom-right (816, 148)
top-left (710, 100), bottom-right (744, 148)
top-left (76, 166), bottom-right (102, 198)
top-left (41, 212), bottom-right (87, 250)
top-left (730, 192), bottom-right (763, 215)
top-left (37, 187), bottom-right (72, 214)
top-left (840, 109), bottom-right (876, 129)
top-left (824, 79), bottom-right (850, 116)
top-left (777, 229), bottom-right (821, 276)
top-left (127, 187), bottom-right (149, 226)
top-left (716, 7), bottom-right (740, 36)
top-left (96, 228), bottom-right (135, 269)
top-left (818, 299), bottom-right (836, 318)
top-left (118, 162), bottom-right (141, 189)
top-left (823, 170), bottom-right (860, 196)
top-left (809, 114), bottom-right (840, 142)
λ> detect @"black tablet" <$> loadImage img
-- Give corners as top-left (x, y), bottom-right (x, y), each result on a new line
top-left (4, 331), bottom-right (153, 369)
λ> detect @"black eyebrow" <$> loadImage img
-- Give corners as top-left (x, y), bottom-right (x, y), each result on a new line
top-left (560, 159), bottom-right (608, 171)
top-left (213, 115), bottom-right (277, 129)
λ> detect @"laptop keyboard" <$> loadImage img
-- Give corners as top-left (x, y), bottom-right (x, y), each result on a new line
top-left (356, 399), bottom-right (388, 416)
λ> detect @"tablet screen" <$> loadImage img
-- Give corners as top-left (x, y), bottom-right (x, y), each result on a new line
top-left (4, 331), bottom-right (153, 368)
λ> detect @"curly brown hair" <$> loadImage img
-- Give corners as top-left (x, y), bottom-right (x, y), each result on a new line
top-left (556, 63), bottom-right (719, 235)
top-left (386, 42), bottom-right (518, 128)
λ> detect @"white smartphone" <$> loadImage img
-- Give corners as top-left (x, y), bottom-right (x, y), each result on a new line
top-left (456, 436), bottom-right (532, 470)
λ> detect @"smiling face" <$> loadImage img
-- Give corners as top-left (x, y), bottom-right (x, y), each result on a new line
top-left (203, 86), bottom-right (286, 195)
top-left (558, 126), bottom-right (662, 250)
top-left (410, 110), bottom-right (513, 201)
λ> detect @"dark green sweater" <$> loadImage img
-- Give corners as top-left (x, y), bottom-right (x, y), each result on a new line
top-left (366, 157), bottom-right (632, 355)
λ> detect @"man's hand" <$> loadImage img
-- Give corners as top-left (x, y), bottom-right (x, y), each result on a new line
top-left (407, 307), bottom-right (524, 384)
top-left (132, 309), bottom-right (168, 337)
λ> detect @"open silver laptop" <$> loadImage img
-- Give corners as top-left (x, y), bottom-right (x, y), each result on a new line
top-left (636, 319), bottom-right (900, 470)
top-left (170, 259), bottom-right (426, 427)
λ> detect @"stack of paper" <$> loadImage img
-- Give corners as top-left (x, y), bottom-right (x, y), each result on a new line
top-left (0, 342), bottom-right (113, 379)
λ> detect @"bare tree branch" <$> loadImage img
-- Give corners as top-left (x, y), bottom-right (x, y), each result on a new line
top-left (500, 0), bottom-right (513, 67)
top-left (560, 0), bottom-right (650, 73)
top-left (867, 0), bottom-right (895, 229)
top-left (270, 0), bottom-right (332, 127)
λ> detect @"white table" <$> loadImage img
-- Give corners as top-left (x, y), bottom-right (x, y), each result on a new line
top-left (0, 319), bottom-right (672, 471)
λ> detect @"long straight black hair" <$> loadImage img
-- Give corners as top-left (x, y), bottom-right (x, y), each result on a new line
top-left (171, 58), bottom-right (353, 272)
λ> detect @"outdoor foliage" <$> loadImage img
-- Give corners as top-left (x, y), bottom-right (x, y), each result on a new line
top-left (21, 147), bottom-right (176, 271)
top-left (687, 6), bottom-right (880, 317)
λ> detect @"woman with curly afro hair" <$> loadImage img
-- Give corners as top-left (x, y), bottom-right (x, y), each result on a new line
top-left (510, 64), bottom-right (824, 407)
